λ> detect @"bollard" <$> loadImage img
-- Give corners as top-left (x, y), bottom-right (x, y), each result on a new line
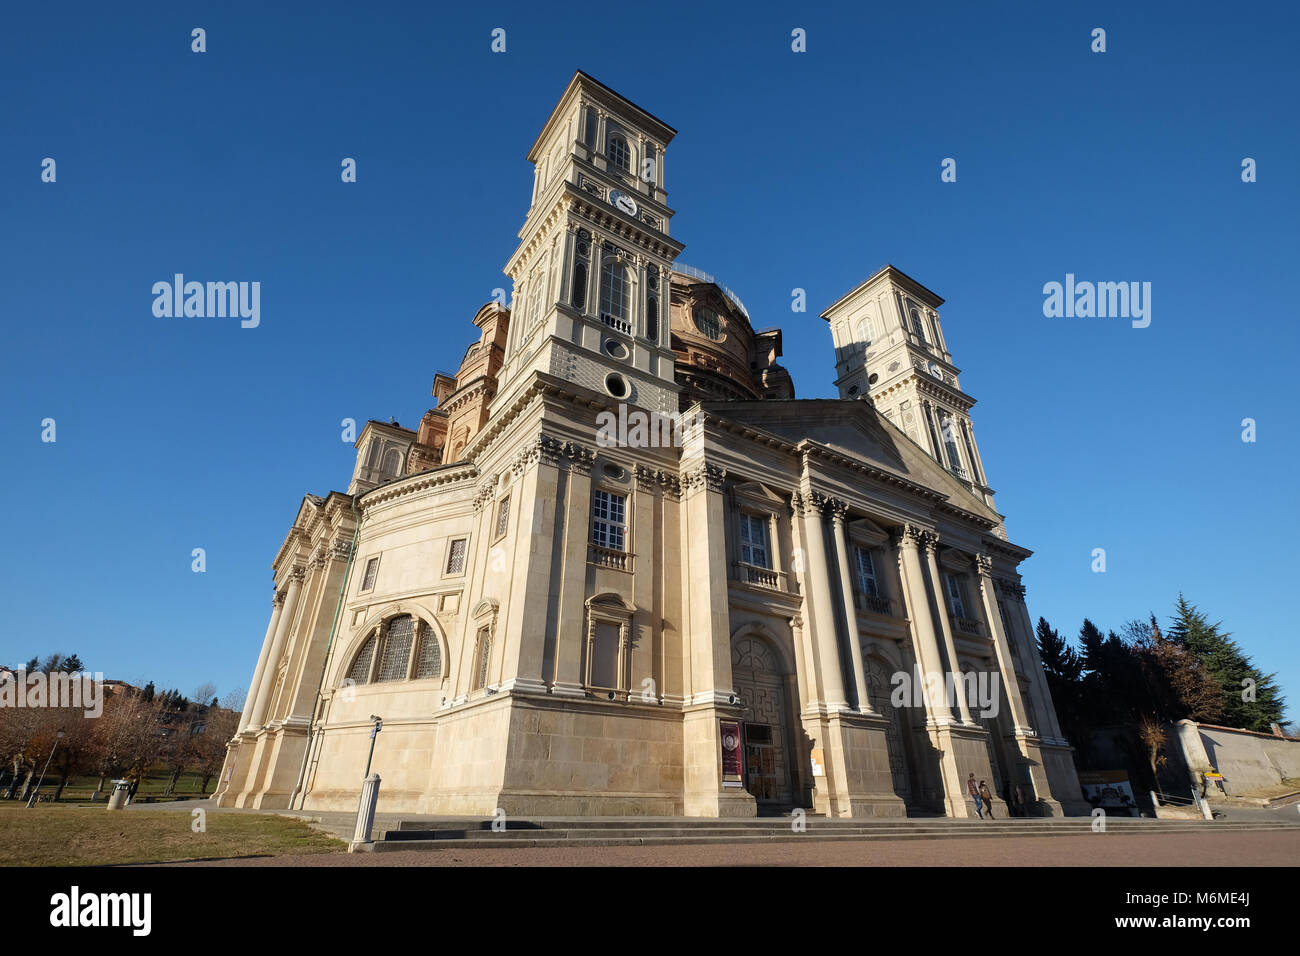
top-left (349, 773), bottom-right (381, 852)
top-left (106, 780), bottom-right (130, 811)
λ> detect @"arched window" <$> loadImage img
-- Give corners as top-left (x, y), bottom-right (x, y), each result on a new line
top-left (348, 635), bottom-right (377, 683)
top-left (413, 625), bottom-right (442, 679)
top-left (607, 134), bottom-right (630, 172)
top-left (346, 616), bottom-right (439, 686)
top-left (909, 307), bottom-right (928, 343)
top-left (528, 268), bottom-right (545, 328)
top-left (645, 264), bottom-right (659, 341)
top-left (376, 616), bottom-right (415, 682)
top-left (572, 229), bottom-right (590, 312)
top-left (381, 448), bottom-right (402, 477)
top-left (600, 257), bottom-right (630, 333)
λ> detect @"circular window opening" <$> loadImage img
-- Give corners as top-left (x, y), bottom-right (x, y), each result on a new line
top-left (603, 463), bottom-right (626, 481)
top-left (692, 307), bottom-right (723, 340)
top-left (603, 339), bottom-right (629, 359)
top-left (604, 373), bottom-right (629, 399)
top-left (868, 372), bottom-right (879, 385)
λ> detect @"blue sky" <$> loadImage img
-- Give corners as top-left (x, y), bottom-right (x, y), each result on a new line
top-left (2, 1), bottom-right (1296, 717)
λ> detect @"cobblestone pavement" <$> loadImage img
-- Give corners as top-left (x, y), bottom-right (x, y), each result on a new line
top-left (152, 830), bottom-right (1300, 866)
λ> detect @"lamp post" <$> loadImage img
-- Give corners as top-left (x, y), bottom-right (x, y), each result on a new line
top-left (364, 715), bottom-right (382, 778)
top-left (27, 730), bottom-right (65, 808)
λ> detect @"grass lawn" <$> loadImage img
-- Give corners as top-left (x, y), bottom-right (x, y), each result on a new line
top-left (0, 801), bottom-right (344, 866)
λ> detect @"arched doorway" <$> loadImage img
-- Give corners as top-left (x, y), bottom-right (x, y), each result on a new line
top-left (732, 635), bottom-right (793, 808)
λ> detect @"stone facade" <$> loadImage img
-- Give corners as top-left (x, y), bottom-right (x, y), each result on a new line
top-left (214, 71), bottom-right (1087, 819)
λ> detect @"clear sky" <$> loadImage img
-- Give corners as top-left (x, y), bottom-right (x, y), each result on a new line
top-left (2, 1), bottom-right (1296, 717)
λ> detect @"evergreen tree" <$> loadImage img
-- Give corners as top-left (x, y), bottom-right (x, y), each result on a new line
top-left (59, 654), bottom-right (83, 673)
top-left (140, 681), bottom-right (155, 703)
top-left (1168, 595), bottom-right (1285, 731)
top-left (1037, 617), bottom-right (1085, 748)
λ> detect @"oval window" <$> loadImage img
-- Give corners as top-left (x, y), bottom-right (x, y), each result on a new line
top-left (604, 373), bottom-right (629, 399)
top-left (692, 307), bottom-right (723, 340)
top-left (603, 339), bottom-right (629, 359)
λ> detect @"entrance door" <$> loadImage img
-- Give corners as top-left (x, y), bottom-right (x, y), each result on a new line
top-left (732, 636), bottom-right (793, 807)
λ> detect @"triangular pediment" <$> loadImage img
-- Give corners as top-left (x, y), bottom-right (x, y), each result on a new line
top-left (700, 398), bottom-right (1001, 522)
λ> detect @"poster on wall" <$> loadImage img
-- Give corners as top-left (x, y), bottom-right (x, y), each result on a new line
top-left (720, 719), bottom-right (743, 787)
top-left (1077, 770), bottom-right (1138, 814)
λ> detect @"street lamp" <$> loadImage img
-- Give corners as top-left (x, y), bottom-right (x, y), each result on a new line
top-left (363, 715), bottom-right (382, 779)
top-left (26, 730), bottom-right (65, 808)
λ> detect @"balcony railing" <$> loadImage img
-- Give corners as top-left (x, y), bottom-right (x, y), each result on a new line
top-left (589, 544), bottom-right (633, 573)
top-left (600, 312), bottom-right (631, 334)
top-left (953, 616), bottom-right (984, 637)
top-left (854, 592), bottom-right (893, 616)
top-left (950, 464), bottom-right (970, 481)
top-left (733, 562), bottom-right (786, 591)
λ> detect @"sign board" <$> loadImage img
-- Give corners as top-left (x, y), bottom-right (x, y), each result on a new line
top-left (720, 719), bottom-right (743, 787)
top-left (1077, 770), bottom-right (1137, 810)
top-left (809, 748), bottom-right (825, 778)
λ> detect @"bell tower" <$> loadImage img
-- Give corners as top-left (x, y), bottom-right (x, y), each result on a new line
top-left (491, 72), bottom-right (686, 419)
top-left (822, 265), bottom-right (996, 509)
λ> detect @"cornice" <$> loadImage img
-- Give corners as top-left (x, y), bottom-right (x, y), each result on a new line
top-left (357, 463), bottom-right (478, 511)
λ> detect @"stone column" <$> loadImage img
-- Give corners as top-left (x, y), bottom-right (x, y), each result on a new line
top-left (830, 500), bottom-right (872, 714)
top-left (922, 538), bottom-right (974, 724)
top-left (973, 555), bottom-right (1033, 735)
top-left (890, 527), bottom-right (955, 723)
top-left (795, 493), bottom-right (848, 711)
top-left (247, 567), bottom-right (305, 728)
top-left (547, 437), bottom-right (595, 698)
top-left (239, 594), bottom-right (285, 733)
top-left (1006, 582), bottom-right (1065, 742)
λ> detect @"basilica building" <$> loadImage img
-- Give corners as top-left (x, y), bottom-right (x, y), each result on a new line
top-left (215, 71), bottom-right (1086, 819)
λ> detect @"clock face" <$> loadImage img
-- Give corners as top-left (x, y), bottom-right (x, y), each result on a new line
top-left (609, 189), bottom-right (638, 217)
top-left (928, 361), bottom-right (943, 379)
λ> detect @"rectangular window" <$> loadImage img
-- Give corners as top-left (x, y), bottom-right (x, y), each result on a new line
top-left (940, 412), bottom-right (963, 471)
top-left (739, 513), bottom-right (770, 568)
top-left (446, 537), bottom-right (468, 575)
top-left (494, 496), bottom-right (511, 540)
top-left (589, 621), bottom-right (621, 689)
top-left (472, 626), bottom-right (492, 691)
top-left (583, 107), bottom-right (597, 147)
top-left (360, 557), bottom-right (379, 591)
top-left (945, 574), bottom-right (967, 619)
top-left (591, 490), bottom-right (627, 551)
top-left (855, 548), bottom-right (880, 597)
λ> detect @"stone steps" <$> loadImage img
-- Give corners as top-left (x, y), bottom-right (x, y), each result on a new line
top-left (366, 817), bottom-right (1300, 851)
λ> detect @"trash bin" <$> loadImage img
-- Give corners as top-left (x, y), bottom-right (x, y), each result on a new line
top-left (106, 779), bottom-right (130, 811)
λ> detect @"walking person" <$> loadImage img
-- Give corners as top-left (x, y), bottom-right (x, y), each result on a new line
top-left (978, 780), bottom-right (995, 820)
top-left (968, 772), bottom-right (984, 819)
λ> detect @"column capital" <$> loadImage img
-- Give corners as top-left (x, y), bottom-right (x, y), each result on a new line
top-left (682, 463), bottom-right (726, 494)
top-left (287, 565), bottom-right (307, 584)
top-left (973, 553), bottom-right (993, 577)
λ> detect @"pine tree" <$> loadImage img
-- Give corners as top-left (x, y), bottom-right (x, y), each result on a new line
top-left (1168, 594), bottom-right (1285, 732)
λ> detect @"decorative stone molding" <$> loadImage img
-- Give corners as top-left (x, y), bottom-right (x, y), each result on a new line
top-left (329, 536), bottom-right (354, 563)
top-left (973, 553), bottom-right (993, 576)
top-left (536, 435), bottom-right (595, 475)
top-left (633, 464), bottom-right (681, 497)
top-left (273, 590), bottom-right (287, 608)
top-left (471, 476), bottom-right (499, 513)
top-left (997, 578), bottom-right (1026, 600)
top-left (308, 544), bottom-right (326, 571)
top-left (827, 496), bottom-right (851, 522)
top-left (287, 565), bottom-right (307, 584)
top-left (682, 463), bottom-right (726, 494)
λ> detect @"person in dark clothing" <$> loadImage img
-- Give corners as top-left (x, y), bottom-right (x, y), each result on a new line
top-left (978, 781), bottom-right (995, 819)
